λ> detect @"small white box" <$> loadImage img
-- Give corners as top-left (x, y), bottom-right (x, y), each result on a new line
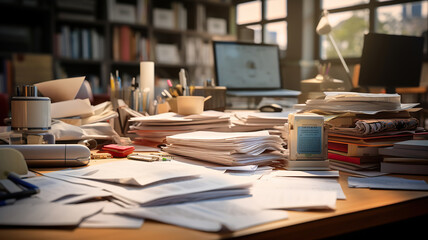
top-left (155, 44), bottom-right (180, 64)
top-left (153, 8), bottom-right (174, 29)
top-left (207, 17), bottom-right (227, 35)
top-left (114, 3), bottom-right (136, 24)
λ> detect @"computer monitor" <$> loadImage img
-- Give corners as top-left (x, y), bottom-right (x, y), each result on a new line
top-left (358, 33), bottom-right (424, 93)
top-left (213, 41), bottom-right (282, 90)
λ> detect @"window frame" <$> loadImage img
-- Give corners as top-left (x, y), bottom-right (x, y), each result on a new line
top-left (235, 0), bottom-right (288, 54)
top-left (315, 0), bottom-right (428, 63)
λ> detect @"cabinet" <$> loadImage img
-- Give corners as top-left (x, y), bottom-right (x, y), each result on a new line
top-left (0, 0), bottom-right (236, 97)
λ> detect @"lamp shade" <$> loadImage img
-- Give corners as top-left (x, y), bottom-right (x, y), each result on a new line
top-left (316, 10), bottom-right (332, 35)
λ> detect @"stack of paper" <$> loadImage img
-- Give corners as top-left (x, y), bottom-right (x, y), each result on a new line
top-left (295, 92), bottom-right (418, 114)
top-left (128, 111), bottom-right (231, 146)
top-left (230, 112), bottom-right (291, 133)
top-left (163, 130), bottom-right (286, 166)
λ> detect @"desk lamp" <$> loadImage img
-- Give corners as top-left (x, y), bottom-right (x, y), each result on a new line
top-left (316, 10), bottom-right (352, 86)
top-left (299, 10), bottom-right (348, 103)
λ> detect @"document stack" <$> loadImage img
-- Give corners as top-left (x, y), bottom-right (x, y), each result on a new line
top-left (294, 92), bottom-right (423, 175)
top-left (163, 130), bottom-right (286, 166)
top-left (128, 111), bottom-right (231, 147)
top-left (379, 140), bottom-right (428, 175)
top-left (230, 112), bottom-right (291, 133)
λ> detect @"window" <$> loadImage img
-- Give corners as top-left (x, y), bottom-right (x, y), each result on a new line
top-left (319, 0), bottom-right (428, 60)
top-left (236, 0), bottom-right (288, 53)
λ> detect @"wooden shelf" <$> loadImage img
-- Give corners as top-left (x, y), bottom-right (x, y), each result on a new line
top-left (0, 0), bottom-right (236, 95)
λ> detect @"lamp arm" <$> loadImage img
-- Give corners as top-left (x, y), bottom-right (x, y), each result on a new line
top-left (328, 33), bottom-right (353, 84)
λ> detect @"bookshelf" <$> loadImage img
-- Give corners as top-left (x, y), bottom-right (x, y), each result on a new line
top-left (0, 0), bottom-right (236, 97)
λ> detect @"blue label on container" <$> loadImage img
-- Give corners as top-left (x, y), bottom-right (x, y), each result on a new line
top-left (297, 126), bottom-right (322, 154)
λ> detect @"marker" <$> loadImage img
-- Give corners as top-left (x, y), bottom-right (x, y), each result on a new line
top-left (179, 68), bottom-right (188, 96)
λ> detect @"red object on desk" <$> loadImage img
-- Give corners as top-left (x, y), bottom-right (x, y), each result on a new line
top-left (100, 144), bottom-right (135, 158)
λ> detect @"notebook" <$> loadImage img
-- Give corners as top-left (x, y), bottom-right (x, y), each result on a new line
top-left (213, 41), bottom-right (300, 97)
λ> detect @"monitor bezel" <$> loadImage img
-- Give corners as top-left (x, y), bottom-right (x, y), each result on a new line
top-left (212, 41), bottom-right (284, 90)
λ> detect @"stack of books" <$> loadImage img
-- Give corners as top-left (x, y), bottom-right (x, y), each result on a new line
top-left (294, 92), bottom-right (424, 174)
top-left (162, 130), bottom-right (286, 166)
top-left (379, 140), bottom-right (428, 175)
top-left (128, 111), bottom-right (231, 147)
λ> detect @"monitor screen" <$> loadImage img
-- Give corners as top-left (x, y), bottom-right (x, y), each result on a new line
top-left (358, 33), bottom-right (424, 93)
top-left (213, 41), bottom-right (282, 90)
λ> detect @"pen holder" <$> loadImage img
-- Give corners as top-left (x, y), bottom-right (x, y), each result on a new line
top-left (177, 96), bottom-right (204, 115)
top-left (167, 97), bottom-right (178, 113)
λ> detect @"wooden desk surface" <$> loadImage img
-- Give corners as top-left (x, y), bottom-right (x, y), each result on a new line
top-left (2, 158), bottom-right (428, 240)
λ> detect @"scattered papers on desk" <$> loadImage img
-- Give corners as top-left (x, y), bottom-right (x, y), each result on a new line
top-left (0, 202), bottom-right (103, 226)
top-left (103, 197), bottom-right (288, 232)
top-left (348, 176), bottom-right (428, 191)
top-left (45, 161), bottom-right (253, 206)
top-left (255, 176), bottom-right (346, 200)
top-left (56, 160), bottom-right (202, 186)
top-left (163, 130), bottom-right (286, 166)
top-left (268, 170), bottom-right (340, 178)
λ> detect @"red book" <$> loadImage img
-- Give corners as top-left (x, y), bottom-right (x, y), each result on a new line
top-left (120, 25), bottom-right (131, 61)
top-left (328, 152), bottom-right (381, 165)
top-left (101, 144), bottom-right (135, 158)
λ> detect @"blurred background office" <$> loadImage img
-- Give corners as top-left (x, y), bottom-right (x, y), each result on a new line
top-left (0, 0), bottom-right (427, 116)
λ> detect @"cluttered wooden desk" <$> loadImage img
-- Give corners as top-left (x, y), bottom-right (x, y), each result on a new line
top-left (2, 84), bottom-right (428, 240)
top-left (1, 156), bottom-right (428, 240)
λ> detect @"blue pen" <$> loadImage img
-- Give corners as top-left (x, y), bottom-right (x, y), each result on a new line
top-left (0, 172), bottom-right (40, 201)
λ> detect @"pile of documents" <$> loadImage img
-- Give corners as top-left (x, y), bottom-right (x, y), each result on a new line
top-left (230, 111), bottom-right (292, 133)
top-left (379, 140), bottom-right (428, 175)
top-left (163, 130), bottom-right (286, 166)
top-left (294, 92), bottom-right (424, 176)
top-left (294, 92), bottom-right (418, 114)
top-left (128, 111), bottom-right (231, 146)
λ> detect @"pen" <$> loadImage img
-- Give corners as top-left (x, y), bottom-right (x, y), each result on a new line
top-left (163, 89), bottom-right (172, 98)
top-left (110, 73), bottom-right (115, 92)
top-left (179, 68), bottom-right (188, 96)
top-left (116, 70), bottom-right (121, 89)
top-left (0, 172), bottom-right (40, 201)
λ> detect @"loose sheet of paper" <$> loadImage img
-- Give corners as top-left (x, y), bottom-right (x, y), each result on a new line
top-left (348, 176), bottom-right (428, 190)
top-left (0, 202), bottom-right (102, 226)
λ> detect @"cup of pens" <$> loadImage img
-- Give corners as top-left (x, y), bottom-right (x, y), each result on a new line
top-left (176, 96), bottom-right (205, 115)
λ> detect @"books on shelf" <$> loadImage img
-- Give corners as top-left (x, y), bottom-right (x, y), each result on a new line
top-left (55, 25), bottom-right (104, 60)
top-left (155, 44), bottom-right (180, 65)
top-left (153, 3), bottom-right (187, 30)
top-left (112, 25), bottom-right (150, 62)
top-left (185, 37), bottom-right (213, 66)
